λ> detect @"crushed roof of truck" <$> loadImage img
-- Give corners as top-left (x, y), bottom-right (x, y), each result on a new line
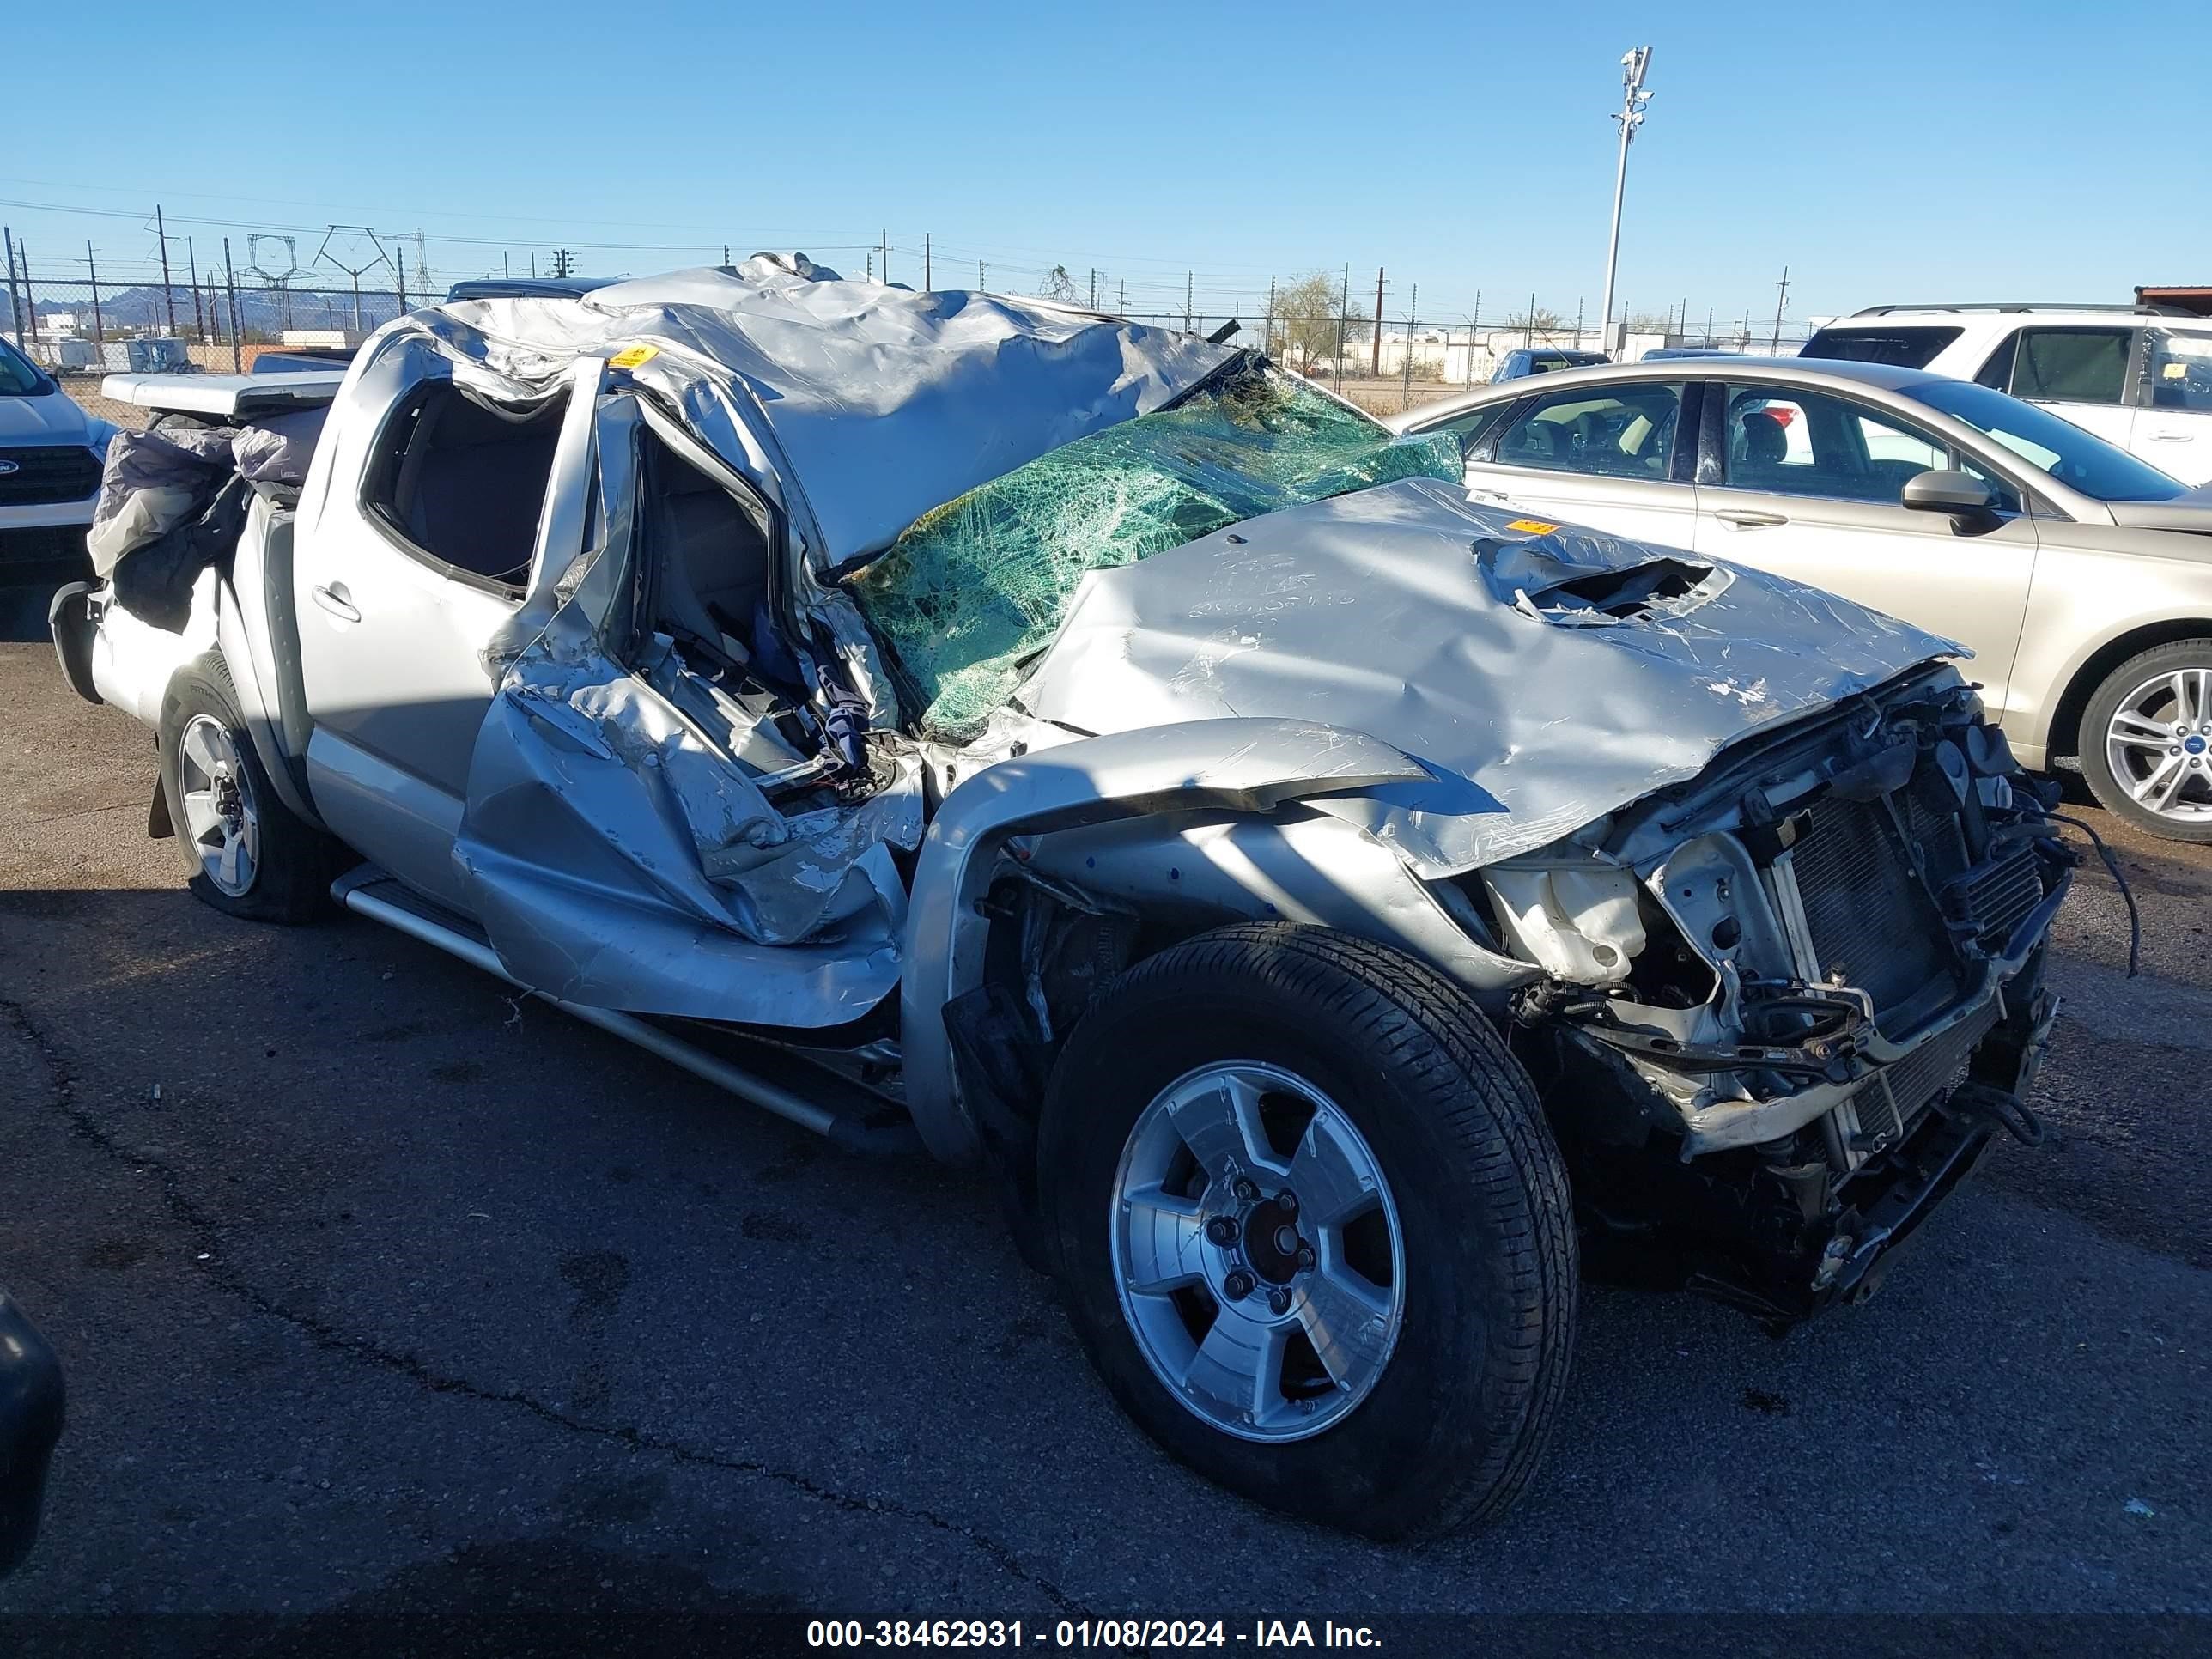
top-left (412, 258), bottom-right (1242, 571)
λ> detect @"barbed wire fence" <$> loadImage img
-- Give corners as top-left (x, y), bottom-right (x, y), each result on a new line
top-left (1, 208), bottom-right (1819, 418)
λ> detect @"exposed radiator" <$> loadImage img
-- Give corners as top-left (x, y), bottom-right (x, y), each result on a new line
top-left (1844, 1000), bottom-right (2002, 1160)
top-left (1787, 794), bottom-right (1954, 1014)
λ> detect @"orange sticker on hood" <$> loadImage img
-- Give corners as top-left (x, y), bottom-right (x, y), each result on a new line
top-left (1504, 518), bottom-right (1559, 535)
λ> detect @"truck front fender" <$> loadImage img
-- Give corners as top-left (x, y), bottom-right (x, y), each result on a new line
top-left (900, 718), bottom-right (1429, 1165)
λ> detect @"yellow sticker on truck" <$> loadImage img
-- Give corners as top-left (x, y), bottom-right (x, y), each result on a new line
top-left (1504, 518), bottom-right (1559, 535)
top-left (609, 344), bottom-right (659, 369)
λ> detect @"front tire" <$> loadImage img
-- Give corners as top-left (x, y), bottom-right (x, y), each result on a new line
top-left (1037, 923), bottom-right (1577, 1539)
top-left (157, 654), bottom-right (329, 923)
top-left (2080, 640), bottom-right (2212, 842)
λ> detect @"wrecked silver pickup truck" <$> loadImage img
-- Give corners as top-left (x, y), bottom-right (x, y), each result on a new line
top-left (50, 259), bottom-right (2068, 1538)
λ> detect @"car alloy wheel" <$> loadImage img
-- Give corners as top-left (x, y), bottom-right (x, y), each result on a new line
top-left (1110, 1060), bottom-right (1405, 1443)
top-left (2102, 666), bottom-right (2212, 825)
top-left (175, 713), bottom-right (261, 896)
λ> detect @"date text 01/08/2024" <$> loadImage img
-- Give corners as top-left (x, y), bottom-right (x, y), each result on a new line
top-left (805, 1620), bottom-right (1383, 1649)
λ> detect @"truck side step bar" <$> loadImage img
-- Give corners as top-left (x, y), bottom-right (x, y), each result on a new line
top-left (331, 866), bottom-right (917, 1154)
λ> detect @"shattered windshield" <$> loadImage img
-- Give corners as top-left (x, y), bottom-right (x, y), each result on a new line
top-left (848, 363), bottom-right (1462, 739)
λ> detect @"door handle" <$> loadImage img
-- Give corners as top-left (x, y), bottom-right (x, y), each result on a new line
top-left (311, 582), bottom-right (361, 623)
top-left (1714, 509), bottom-right (1789, 528)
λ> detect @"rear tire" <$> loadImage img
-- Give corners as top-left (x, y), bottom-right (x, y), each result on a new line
top-left (157, 653), bottom-right (330, 923)
top-left (2079, 639), bottom-right (2212, 842)
top-left (1037, 922), bottom-right (1577, 1539)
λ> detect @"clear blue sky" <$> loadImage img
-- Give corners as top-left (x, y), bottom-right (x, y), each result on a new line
top-left (6, 0), bottom-right (2206, 331)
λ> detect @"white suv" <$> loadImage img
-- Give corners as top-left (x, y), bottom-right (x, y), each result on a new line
top-left (1802, 305), bottom-right (2212, 486)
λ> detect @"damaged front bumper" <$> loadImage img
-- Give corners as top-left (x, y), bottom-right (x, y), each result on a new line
top-left (1502, 668), bottom-right (2074, 1323)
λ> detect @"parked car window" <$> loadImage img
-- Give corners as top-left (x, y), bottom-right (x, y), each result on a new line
top-left (1720, 383), bottom-right (2014, 509)
top-left (1417, 400), bottom-right (1514, 458)
top-left (1973, 331), bottom-right (2018, 392)
top-left (2143, 329), bottom-right (2212, 412)
top-left (1799, 326), bottom-right (1962, 368)
top-left (0, 337), bottom-right (52, 397)
top-left (1906, 379), bottom-right (2189, 502)
top-left (360, 378), bottom-right (570, 592)
top-left (1493, 383), bottom-right (1684, 479)
top-left (2006, 327), bottom-right (2133, 404)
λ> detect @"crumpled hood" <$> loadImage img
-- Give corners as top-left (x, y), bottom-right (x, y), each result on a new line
top-left (1017, 477), bottom-right (1958, 871)
top-left (0, 392), bottom-right (99, 447)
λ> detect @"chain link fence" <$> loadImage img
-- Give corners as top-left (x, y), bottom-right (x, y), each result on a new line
top-left (3, 261), bottom-right (1818, 428)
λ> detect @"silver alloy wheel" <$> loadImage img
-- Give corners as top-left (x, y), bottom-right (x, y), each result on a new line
top-left (1110, 1061), bottom-right (1406, 1443)
top-left (176, 714), bottom-right (260, 896)
top-left (2105, 666), bottom-right (2212, 823)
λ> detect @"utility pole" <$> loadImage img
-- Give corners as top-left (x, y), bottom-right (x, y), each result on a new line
top-left (85, 242), bottom-right (104, 345)
top-left (550, 248), bottom-right (574, 278)
top-left (1705, 305), bottom-right (1714, 347)
top-left (395, 244), bottom-right (407, 312)
top-left (1597, 46), bottom-right (1654, 356)
top-left (925, 234), bottom-right (933, 290)
top-left (1401, 283), bottom-right (1418, 409)
top-left (186, 237), bottom-right (203, 341)
top-left (1770, 266), bottom-right (1790, 353)
top-left (1088, 267), bottom-right (1097, 310)
top-left (1118, 278), bottom-right (1126, 314)
top-left (723, 244), bottom-right (731, 265)
top-left (19, 242), bottom-right (37, 350)
top-left (1526, 291), bottom-right (1536, 348)
top-left (1, 228), bottom-right (21, 348)
top-left (1184, 271), bottom-right (1194, 332)
top-left (1263, 275), bottom-right (1275, 358)
top-left (879, 228), bottom-right (890, 285)
top-left (156, 205), bottom-right (178, 334)
top-left (1370, 266), bottom-right (1385, 376)
top-left (1335, 265), bottom-right (1349, 394)
top-left (224, 236), bottom-right (242, 371)
top-left (978, 259), bottom-right (986, 289)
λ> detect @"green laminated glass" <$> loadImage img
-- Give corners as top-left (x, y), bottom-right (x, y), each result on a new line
top-left (848, 366), bottom-right (1463, 740)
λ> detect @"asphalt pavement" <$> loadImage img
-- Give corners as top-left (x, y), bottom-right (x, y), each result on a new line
top-left (0, 584), bottom-right (2205, 1638)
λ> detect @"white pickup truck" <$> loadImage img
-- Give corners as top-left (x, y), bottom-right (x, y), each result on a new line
top-left (48, 262), bottom-right (2069, 1537)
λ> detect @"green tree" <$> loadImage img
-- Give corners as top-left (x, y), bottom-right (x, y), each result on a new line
top-left (1267, 271), bottom-right (1369, 374)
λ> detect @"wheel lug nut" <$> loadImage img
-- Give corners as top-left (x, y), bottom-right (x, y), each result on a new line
top-left (1267, 1288), bottom-right (1292, 1316)
top-left (1223, 1271), bottom-right (1254, 1302)
top-left (1233, 1178), bottom-right (1259, 1202)
top-left (1296, 1245), bottom-right (1316, 1271)
top-left (1277, 1190), bottom-right (1298, 1218)
top-left (1206, 1216), bottom-right (1238, 1245)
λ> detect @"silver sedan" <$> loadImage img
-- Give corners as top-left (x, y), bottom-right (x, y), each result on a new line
top-left (1389, 357), bottom-right (2212, 841)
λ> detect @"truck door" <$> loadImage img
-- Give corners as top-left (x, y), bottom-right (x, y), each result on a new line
top-left (292, 346), bottom-right (605, 910)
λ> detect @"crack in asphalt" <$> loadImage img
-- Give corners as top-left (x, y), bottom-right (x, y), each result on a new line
top-left (1, 994), bottom-right (1085, 1617)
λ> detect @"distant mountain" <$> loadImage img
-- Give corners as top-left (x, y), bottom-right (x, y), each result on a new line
top-left (26, 283), bottom-right (410, 335)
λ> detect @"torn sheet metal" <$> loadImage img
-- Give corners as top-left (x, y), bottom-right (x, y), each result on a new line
top-left (404, 264), bottom-right (1237, 572)
top-left (453, 597), bottom-right (921, 1029)
top-left (1014, 477), bottom-right (1959, 874)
